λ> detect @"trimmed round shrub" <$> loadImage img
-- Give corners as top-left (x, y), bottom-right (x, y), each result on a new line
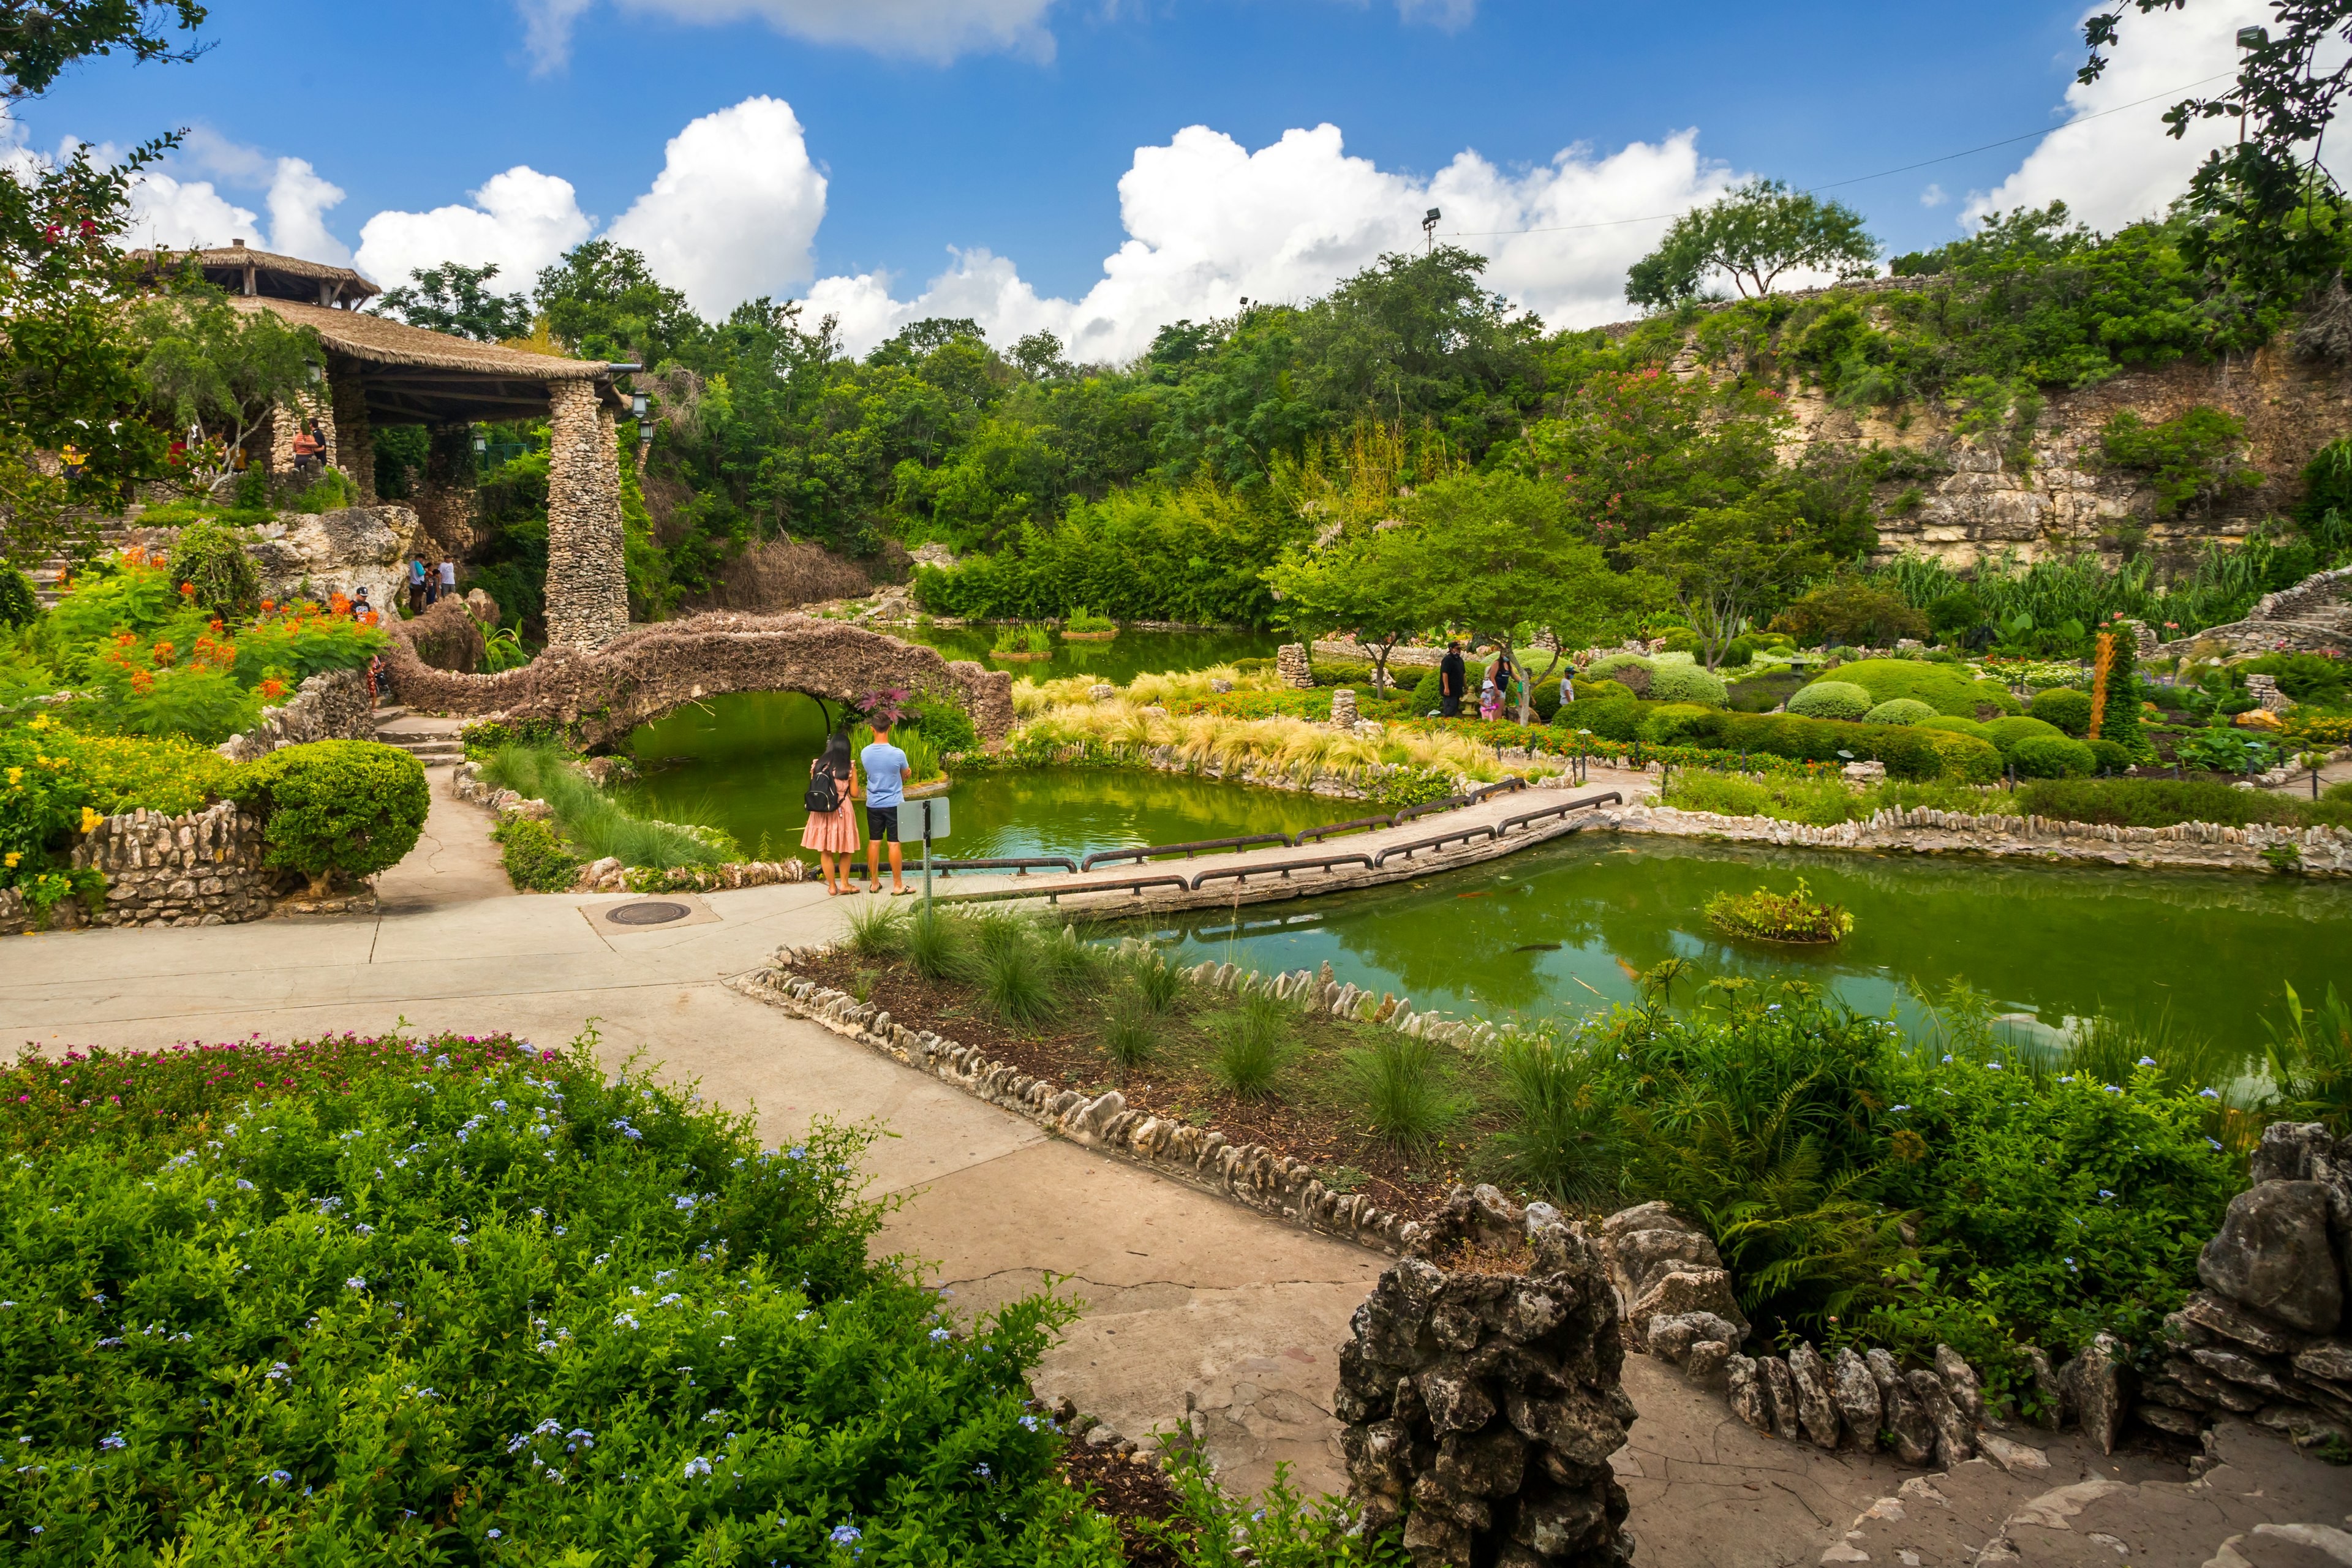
top-left (1926, 730), bottom-right (2004, 784)
top-left (1409, 666), bottom-right (1444, 713)
top-left (1858, 725), bottom-right (1944, 782)
top-left (2029, 687), bottom-right (2096, 736)
top-left (2010, 733), bottom-right (2097, 779)
top-left (1917, 714), bottom-right (1990, 739)
top-left (1968, 679), bottom-right (2024, 717)
top-left (1642, 703), bottom-right (1725, 745)
top-left (1528, 677), bottom-right (1564, 722)
top-left (1574, 677), bottom-right (1633, 704)
top-left (165, 519), bottom-right (263, 617)
top-left (1561, 695), bottom-right (1645, 742)
top-left (1787, 680), bottom-right (1873, 721)
top-left (1719, 638), bottom-right (1755, 668)
top-left (1646, 663), bottom-right (1729, 706)
top-left (2087, 737), bottom-right (2133, 775)
top-left (1582, 654), bottom-right (1654, 696)
top-left (1863, 697), bottom-right (1939, 727)
top-left (229, 739), bottom-right (429, 896)
top-left (1981, 715), bottom-right (2066, 756)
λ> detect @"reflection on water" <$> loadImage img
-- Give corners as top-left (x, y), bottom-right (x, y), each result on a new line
top-left (896, 625), bottom-right (1282, 688)
top-left (1123, 835), bottom-right (2352, 1061)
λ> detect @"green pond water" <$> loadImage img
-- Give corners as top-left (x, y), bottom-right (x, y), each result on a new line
top-left (1125, 835), bottom-right (2352, 1059)
top-left (622, 694), bottom-right (2352, 1060)
top-left (897, 625), bottom-right (1282, 688)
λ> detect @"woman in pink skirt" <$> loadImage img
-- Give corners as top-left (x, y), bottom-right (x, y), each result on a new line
top-left (801, 731), bottom-right (861, 894)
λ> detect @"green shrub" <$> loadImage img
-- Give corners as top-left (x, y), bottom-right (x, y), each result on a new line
top-left (1408, 666), bottom-right (1444, 713)
top-left (1647, 663), bottom-right (1730, 706)
top-left (1787, 680), bottom-right (1872, 720)
top-left (2014, 777), bottom-right (2313, 828)
top-left (164, 519), bottom-right (263, 617)
top-left (1063, 605), bottom-right (1115, 634)
top-left (1925, 730), bottom-right (2005, 784)
top-left (491, 813), bottom-right (581, 891)
top-left (1561, 677), bottom-right (1632, 707)
top-left (1487, 1033), bottom-right (1620, 1205)
top-left (1561, 695), bottom-right (1646, 742)
top-left (1641, 703), bottom-right (1725, 745)
top-left (1917, 714), bottom-right (1990, 738)
top-left (2030, 687), bottom-right (2096, 736)
top-left (1981, 714), bottom-right (2066, 756)
top-left (1344, 1035), bottom-right (1463, 1153)
top-left (1725, 668), bottom-right (1806, 713)
top-left (1212, 993), bottom-right (1297, 1098)
top-left (2086, 737), bottom-right (2132, 774)
top-left (1705, 878), bottom-right (1853, 943)
top-left (1855, 723), bottom-right (1947, 782)
top-left (1582, 654), bottom-right (1654, 696)
top-left (1863, 698), bottom-right (1939, 726)
top-left (2010, 733), bottom-right (2097, 778)
top-left (1527, 676), bottom-right (1565, 722)
top-left (0, 568), bottom-right (39, 627)
top-left (1827, 657), bottom-right (2019, 717)
top-left (0, 1031), bottom-right (1119, 1564)
top-left (1719, 637), bottom-right (1755, 668)
top-left (228, 740), bottom-right (428, 895)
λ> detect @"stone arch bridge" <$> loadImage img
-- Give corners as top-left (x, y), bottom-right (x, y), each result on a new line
top-left (383, 612), bottom-right (1014, 752)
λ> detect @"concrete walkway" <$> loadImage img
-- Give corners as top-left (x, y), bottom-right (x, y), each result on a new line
top-left (1, 768), bottom-right (2342, 1562)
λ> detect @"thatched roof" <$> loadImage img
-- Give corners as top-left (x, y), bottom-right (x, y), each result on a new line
top-left (230, 298), bottom-right (625, 424)
top-left (130, 243), bottom-right (378, 305)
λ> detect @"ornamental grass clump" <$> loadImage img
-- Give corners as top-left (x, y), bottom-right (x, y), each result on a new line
top-left (1342, 1033), bottom-right (1463, 1153)
top-left (1211, 991), bottom-right (1299, 1099)
top-left (0, 1029), bottom-right (1121, 1562)
top-left (1703, 878), bottom-right (1854, 944)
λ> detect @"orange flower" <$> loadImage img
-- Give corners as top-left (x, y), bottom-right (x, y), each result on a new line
top-left (208, 619), bottom-right (224, 634)
top-left (179, 582), bottom-right (195, 597)
top-left (150, 641), bottom-right (175, 667)
top-left (259, 677), bottom-right (287, 699)
top-left (128, 670), bottom-right (154, 695)
top-left (121, 546), bottom-right (147, 566)
top-left (259, 599), bottom-right (276, 612)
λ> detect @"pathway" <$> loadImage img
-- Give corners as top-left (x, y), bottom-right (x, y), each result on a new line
top-left (1, 771), bottom-right (2342, 1562)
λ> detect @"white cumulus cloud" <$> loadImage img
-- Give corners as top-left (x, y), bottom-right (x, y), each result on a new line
top-left (807, 123), bottom-right (1738, 361)
top-left (1967, 0), bottom-right (2271, 231)
top-left (265, 159), bottom-right (351, 267)
top-left (606, 96), bottom-right (826, 315)
top-left (353, 167), bottom-right (595, 293)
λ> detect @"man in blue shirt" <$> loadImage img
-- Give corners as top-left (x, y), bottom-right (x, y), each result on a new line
top-left (860, 721), bottom-right (912, 894)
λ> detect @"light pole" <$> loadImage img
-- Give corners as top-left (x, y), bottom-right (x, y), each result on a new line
top-left (1422, 208), bottom-right (1441, 255)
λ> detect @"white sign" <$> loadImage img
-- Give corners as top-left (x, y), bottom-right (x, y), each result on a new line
top-left (906, 796), bottom-right (950, 842)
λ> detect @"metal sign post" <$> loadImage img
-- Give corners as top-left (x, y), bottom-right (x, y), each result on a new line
top-left (913, 796), bottom-right (951, 908)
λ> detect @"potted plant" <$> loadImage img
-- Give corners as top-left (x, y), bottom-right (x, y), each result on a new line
top-left (1062, 607), bottom-right (1117, 642)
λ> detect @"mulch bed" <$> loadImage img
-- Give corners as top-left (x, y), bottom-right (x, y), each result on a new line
top-left (798, 951), bottom-right (1501, 1226)
top-left (1056, 1439), bottom-right (1187, 1567)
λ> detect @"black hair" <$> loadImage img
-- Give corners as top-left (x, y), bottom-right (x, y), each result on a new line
top-left (824, 731), bottom-right (853, 774)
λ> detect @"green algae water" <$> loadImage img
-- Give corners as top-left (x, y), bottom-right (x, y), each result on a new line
top-left (624, 693), bottom-right (2352, 1059)
top-left (619, 692), bottom-right (1344, 861)
top-left (1126, 835), bottom-right (2352, 1058)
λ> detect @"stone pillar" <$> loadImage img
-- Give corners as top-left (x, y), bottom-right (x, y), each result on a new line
top-left (415, 422), bottom-right (478, 558)
top-left (328, 361), bottom-right (374, 501)
top-left (543, 379), bottom-right (628, 648)
top-left (1276, 643), bottom-right (1314, 688)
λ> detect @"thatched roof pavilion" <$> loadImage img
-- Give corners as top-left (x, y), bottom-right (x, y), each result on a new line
top-left (129, 243), bottom-right (633, 648)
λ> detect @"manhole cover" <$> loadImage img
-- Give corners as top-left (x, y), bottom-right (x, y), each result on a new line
top-left (608, 900), bottom-right (692, 926)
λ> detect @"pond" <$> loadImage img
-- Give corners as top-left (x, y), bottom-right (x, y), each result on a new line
top-left (619, 693), bottom-right (1343, 861)
top-left (895, 624), bottom-right (1282, 688)
top-left (1121, 835), bottom-right (2352, 1063)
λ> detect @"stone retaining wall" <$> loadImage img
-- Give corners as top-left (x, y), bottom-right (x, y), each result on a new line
top-left (1602, 800), bottom-right (2352, 876)
top-left (216, 666), bottom-right (375, 763)
top-left (67, 799), bottom-right (274, 929)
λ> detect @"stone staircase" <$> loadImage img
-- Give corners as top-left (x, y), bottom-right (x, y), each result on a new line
top-left (371, 706), bottom-right (466, 766)
top-left (24, 522), bottom-right (142, 607)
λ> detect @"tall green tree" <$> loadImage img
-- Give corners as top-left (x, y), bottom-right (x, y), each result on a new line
top-left (533, 241), bottom-right (702, 365)
top-left (1626, 490), bottom-right (1830, 670)
top-left (1265, 519), bottom-right (1441, 693)
top-left (374, 262), bottom-right (533, 343)
top-left (126, 286), bottom-right (324, 496)
top-left (1626, 178), bottom-right (1880, 309)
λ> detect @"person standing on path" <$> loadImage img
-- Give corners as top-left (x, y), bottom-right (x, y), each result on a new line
top-left (800, 731), bottom-right (861, 895)
top-left (1438, 642), bottom-right (1466, 717)
top-left (437, 557), bottom-right (457, 605)
top-left (407, 554), bottom-right (428, 615)
top-left (860, 720), bottom-right (913, 895)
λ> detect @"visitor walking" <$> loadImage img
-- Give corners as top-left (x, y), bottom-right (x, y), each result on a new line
top-left (1438, 641), bottom-right (1466, 717)
top-left (437, 557), bottom-right (457, 604)
top-left (1478, 663), bottom-right (1502, 721)
top-left (860, 719), bottom-right (913, 895)
top-left (408, 554), bottom-right (428, 614)
top-left (800, 731), bottom-right (860, 895)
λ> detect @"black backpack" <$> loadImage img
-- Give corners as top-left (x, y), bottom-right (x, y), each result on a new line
top-left (804, 763), bottom-right (840, 815)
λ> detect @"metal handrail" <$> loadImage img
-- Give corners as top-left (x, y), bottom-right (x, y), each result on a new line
top-left (1189, 853), bottom-right (1375, 891)
top-left (943, 873), bottom-right (1191, 905)
top-left (1393, 796), bottom-right (1473, 825)
top-left (1471, 777), bottom-right (1530, 802)
top-left (1371, 824), bottom-right (1498, 868)
top-left (1496, 791), bottom-right (1623, 835)
top-left (924, 856), bottom-right (1080, 876)
top-left (1079, 832), bottom-right (1294, 871)
top-left (1292, 813), bottom-right (1395, 844)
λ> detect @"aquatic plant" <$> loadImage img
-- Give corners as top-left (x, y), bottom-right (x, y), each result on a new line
top-left (1703, 879), bottom-right (1854, 944)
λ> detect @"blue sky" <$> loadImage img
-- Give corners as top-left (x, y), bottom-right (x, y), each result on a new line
top-left (9, 0), bottom-right (2263, 355)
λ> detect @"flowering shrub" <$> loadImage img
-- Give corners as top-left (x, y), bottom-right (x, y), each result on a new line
top-left (0, 1029), bottom-right (1123, 1562)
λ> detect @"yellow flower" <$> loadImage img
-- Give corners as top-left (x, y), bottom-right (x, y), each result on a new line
top-left (27, 714), bottom-right (51, 731)
top-left (4, 767), bottom-right (18, 786)
top-left (79, 807), bottom-right (104, 834)
top-left (2, 853), bottom-right (17, 869)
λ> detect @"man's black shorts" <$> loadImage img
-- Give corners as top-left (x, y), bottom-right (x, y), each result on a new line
top-left (866, 805), bottom-right (899, 842)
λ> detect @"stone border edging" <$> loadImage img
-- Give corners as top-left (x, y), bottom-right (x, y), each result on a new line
top-left (216, 666), bottom-right (374, 763)
top-left (724, 943), bottom-right (1471, 1257)
top-left (1603, 800), bottom-right (2352, 875)
top-left (447, 761), bottom-right (812, 894)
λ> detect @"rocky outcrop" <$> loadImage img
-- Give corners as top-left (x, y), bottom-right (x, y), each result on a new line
top-left (381, 611), bottom-right (1015, 753)
top-left (2137, 1123), bottom-right (2352, 1453)
top-left (1595, 1200), bottom-right (1750, 1351)
top-left (244, 504), bottom-right (427, 612)
top-left (1338, 1189), bottom-right (1634, 1568)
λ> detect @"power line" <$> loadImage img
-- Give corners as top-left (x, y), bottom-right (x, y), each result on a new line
top-left (1437, 70), bottom-right (2240, 239)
